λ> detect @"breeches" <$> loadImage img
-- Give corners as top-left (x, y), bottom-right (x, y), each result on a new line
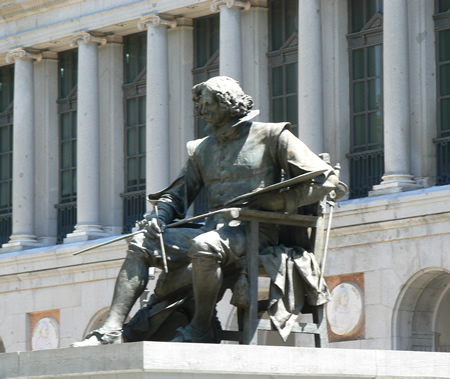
top-left (126, 221), bottom-right (278, 299)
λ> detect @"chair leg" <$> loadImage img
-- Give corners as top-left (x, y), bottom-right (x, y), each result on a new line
top-left (242, 220), bottom-right (260, 345)
top-left (237, 308), bottom-right (244, 344)
top-left (313, 304), bottom-right (329, 348)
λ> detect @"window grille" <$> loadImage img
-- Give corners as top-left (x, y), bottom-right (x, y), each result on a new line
top-left (122, 32), bottom-right (147, 233)
top-left (192, 14), bottom-right (220, 216)
top-left (0, 212), bottom-right (11, 246)
top-left (0, 64), bottom-right (14, 245)
top-left (54, 201), bottom-right (76, 243)
top-left (347, 0), bottom-right (384, 198)
top-left (268, 0), bottom-right (298, 134)
top-left (434, 1), bottom-right (450, 185)
top-left (56, 49), bottom-right (78, 243)
top-left (347, 149), bottom-right (384, 199)
top-left (121, 190), bottom-right (146, 233)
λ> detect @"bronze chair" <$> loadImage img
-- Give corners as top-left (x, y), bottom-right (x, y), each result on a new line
top-left (219, 157), bottom-right (344, 347)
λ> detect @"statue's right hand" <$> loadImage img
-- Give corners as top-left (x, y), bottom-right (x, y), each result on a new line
top-left (144, 217), bottom-right (166, 240)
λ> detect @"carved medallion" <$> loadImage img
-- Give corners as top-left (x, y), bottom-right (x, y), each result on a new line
top-left (31, 317), bottom-right (59, 350)
top-left (327, 282), bottom-right (363, 336)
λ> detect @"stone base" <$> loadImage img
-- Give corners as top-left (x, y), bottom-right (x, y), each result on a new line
top-left (38, 236), bottom-right (58, 246)
top-left (1, 235), bottom-right (44, 253)
top-left (1, 342), bottom-right (449, 379)
top-left (63, 224), bottom-right (110, 244)
top-left (369, 174), bottom-right (422, 197)
top-left (103, 225), bottom-right (124, 236)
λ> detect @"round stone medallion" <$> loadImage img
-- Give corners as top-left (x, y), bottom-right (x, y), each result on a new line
top-left (327, 282), bottom-right (363, 336)
top-left (31, 317), bottom-right (59, 350)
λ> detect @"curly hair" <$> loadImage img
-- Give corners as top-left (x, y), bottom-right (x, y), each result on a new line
top-left (192, 76), bottom-right (254, 118)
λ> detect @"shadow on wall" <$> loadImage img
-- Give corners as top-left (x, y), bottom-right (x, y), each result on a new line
top-left (393, 268), bottom-right (450, 352)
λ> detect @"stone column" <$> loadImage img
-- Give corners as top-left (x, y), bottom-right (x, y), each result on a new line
top-left (297, 0), bottom-right (324, 153)
top-left (168, 18), bottom-right (194, 180)
top-left (34, 51), bottom-right (59, 246)
top-left (408, 1), bottom-right (436, 187)
top-left (66, 32), bottom-right (109, 241)
top-left (371, 0), bottom-right (419, 195)
top-left (2, 48), bottom-right (43, 252)
top-left (138, 15), bottom-right (176, 213)
top-left (98, 35), bottom-right (124, 236)
top-left (211, 0), bottom-right (251, 84)
top-left (321, 0), bottom-right (351, 187)
top-left (242, 4), bottom-right (269, 121)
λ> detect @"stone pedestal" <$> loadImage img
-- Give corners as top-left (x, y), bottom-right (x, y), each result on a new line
top-left (1, 342), bottom-right (449, 378)
top-left (370, 175), bottom-right (421, 196)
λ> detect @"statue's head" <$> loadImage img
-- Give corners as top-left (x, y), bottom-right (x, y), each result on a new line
top-left (192, 76), bottom-right (254, 119)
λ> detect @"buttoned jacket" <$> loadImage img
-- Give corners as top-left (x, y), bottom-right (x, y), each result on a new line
top-left (149, 112), bottom-right (335, 223)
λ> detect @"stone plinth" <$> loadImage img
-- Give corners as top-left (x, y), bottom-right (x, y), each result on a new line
top-left (1, 342), bottom-right (449, 378)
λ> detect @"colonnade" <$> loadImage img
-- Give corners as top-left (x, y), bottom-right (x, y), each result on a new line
top-left (1, 0), bottom-right (255, 250)
top-left (1, 0), bottom-right (420, 251)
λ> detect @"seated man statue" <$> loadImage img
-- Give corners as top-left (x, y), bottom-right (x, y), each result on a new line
top-left (71, 76), bottom-right (338, 346)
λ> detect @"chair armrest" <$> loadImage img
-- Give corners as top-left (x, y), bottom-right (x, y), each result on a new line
top-left (225, 208), bottom-right (319, 228)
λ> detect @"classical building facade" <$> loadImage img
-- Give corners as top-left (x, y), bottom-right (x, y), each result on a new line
top-left (0, 0), bottom-right (449, 353)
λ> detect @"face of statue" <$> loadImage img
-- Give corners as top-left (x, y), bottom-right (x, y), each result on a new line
top-left (197, 87), bottom-right (233, 131)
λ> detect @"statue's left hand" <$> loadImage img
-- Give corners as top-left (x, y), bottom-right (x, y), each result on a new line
top-left (247, 192), bottom-right (285, 211)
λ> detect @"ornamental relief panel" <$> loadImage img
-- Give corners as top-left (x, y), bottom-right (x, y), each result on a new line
top-left (325, 272), bottom-right (365, 342)
top-left (29, 310), bottom-right (60, 351)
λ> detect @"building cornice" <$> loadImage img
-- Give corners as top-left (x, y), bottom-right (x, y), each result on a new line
top-left (0, 1), bottom-right (209, 65)
top-left (0, 0), bottom-right (83, 24)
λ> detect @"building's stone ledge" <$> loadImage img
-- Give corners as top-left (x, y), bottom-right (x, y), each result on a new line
top-left (329, 212), bottom-right (450, 245)
top-left (0, 238), bottom-right (128, 280)
top-left (334, 185), bottom-right (450, 228)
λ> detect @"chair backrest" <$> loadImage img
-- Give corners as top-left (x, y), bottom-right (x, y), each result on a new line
top-left (278, 197), bottom-right (326, 264)
top-left (278, 153), bottom-right (332, 265)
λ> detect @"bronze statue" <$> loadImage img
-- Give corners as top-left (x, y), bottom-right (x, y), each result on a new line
top-left (71, 76), bottom-right (338, 346)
